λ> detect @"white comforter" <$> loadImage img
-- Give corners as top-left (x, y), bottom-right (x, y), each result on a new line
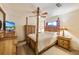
top-left (28, 32), bottom-right (57, 52)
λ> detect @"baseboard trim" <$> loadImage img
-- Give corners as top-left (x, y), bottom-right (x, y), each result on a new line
top-left (18, 40), bottom-right (26, 43)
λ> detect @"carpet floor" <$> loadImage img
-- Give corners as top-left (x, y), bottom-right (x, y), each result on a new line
top-left (17, 44), bottom-right (79, 55)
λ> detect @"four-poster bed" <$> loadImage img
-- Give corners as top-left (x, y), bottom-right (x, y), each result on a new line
top-left (24, 7), bottom-right (60, 55)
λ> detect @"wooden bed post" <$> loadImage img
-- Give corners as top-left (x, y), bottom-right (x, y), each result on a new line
top-left (26, 17), bottom-right (28, 25)
top-left (26, 16), bottom-right (28, 34)
top-left (36, 7), bottom-right (39, 55)
top-left (25, 16), bottom-right (29, 45)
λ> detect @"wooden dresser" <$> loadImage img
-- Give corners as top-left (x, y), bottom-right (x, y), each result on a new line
top-left (0, 36), bottom-right (17, 55)
top-left (57, 36), bottom-right (71, 50)
top-left (0, 31), bottom-right (17, 55)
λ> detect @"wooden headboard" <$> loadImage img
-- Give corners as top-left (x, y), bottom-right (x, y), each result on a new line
top-left (44, 26), bottom-right (58, 32)
top-left (24, 25), bottom-right (35, 35)
top-left (44, 19), bottom-right (60, 32)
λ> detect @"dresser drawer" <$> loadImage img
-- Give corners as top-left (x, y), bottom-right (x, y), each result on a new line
top-left (58, 39), bottom-right (63, 44)
top-left (63, 40), bottom-right (70, 45)
top-left (63, 43), bottom-right (69, 49)
top-left (57, 36), bottom-right (71, 50)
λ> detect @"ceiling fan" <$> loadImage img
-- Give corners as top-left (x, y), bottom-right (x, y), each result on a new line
top-left (56, 3), bottom-right (62, 7)
top-left (29, 9), bottom-right (48, 18)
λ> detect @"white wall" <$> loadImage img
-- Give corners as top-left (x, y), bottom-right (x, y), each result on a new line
top-left (15, 16), bottom-right (26, 41)
top-left (59, 9), bottom-right (79, 50)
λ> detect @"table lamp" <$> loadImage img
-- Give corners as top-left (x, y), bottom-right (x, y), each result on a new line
top-left (60, 27), bottom-right (68, 36)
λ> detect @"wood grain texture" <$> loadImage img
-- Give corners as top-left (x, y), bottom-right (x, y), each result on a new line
top-left (0, 37), bottom-right (17, 55)
top-left (57, 36), bottom-right (71, 50)
top-left (24, 25), bottom-right (35, 35)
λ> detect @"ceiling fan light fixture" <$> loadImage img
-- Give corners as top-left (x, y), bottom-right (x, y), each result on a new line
top-left (42, 12), bottom-right (48, 15)
top-left (56, 3), bottom-right (62, 7)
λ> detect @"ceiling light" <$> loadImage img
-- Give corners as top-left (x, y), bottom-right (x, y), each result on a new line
top-left (56, 3), bottom-right (62, 7)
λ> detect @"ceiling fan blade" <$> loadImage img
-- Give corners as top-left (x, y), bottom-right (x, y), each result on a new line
top-left (41, 12), bottom-right (48, 15)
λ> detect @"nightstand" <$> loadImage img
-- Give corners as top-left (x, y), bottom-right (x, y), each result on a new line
top-left (57, 36), bottom-right (71, 50)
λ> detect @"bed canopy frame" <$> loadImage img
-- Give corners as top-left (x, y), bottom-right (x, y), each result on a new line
top-left (25, 7), bottom-right (60, 55)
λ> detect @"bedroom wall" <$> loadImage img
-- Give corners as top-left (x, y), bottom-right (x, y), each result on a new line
top-left (59, 9), bottom-right (79, 50)
top-left (15, 16), bottom-right (26, 41)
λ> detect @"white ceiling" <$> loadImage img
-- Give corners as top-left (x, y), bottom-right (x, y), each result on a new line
top-left (34, 3), bottom-right (79, 16)
top-left (1, 3), bottom-right (79, 17)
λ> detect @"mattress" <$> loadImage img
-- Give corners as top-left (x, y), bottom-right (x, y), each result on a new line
top-left (28, 32), bottom-right (57, 52)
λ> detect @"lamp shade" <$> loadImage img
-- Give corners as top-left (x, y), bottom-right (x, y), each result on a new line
top-left (60, 27), bottom-right (68, 36)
